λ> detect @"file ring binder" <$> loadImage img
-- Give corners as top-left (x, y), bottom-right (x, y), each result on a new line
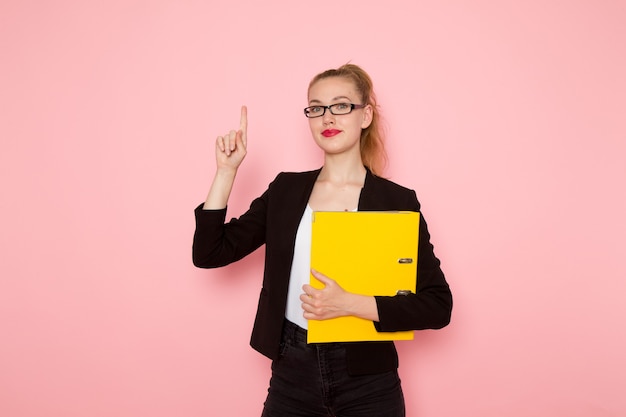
top-left (398, 258), bottom-right (413, 264)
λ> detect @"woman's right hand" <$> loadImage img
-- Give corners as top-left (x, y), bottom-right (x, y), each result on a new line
top-left (215, 106), bottom-right (248, 171)
top-left (202, 106), bottom-right (248, 210)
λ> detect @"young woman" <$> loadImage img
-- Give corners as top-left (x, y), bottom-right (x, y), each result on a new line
top-left (193, 64), bottom-right (452, 417)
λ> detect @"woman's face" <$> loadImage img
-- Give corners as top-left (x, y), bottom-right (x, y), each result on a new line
top-left (307, 77), bottom-right (372, 157)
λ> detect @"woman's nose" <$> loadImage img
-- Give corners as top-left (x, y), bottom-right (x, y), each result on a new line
top-left (322, 109), bottom-right (335, 124)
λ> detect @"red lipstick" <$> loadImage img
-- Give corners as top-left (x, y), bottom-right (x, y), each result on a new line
top-left (322, 129), bottom-right (341, 138)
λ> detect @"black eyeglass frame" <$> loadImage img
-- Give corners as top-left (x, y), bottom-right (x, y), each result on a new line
top-left (303, 103), bottom-right (367, 118)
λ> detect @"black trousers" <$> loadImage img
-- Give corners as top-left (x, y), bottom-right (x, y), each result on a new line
top-left (261, 320), bottom-right (405, 417)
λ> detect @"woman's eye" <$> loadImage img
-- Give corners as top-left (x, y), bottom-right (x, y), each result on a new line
top-left (335, 103), bottom-right (349, 110)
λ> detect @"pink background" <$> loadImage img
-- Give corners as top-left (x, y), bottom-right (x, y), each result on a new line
top-left (1, 1), bottom-right (625, 416)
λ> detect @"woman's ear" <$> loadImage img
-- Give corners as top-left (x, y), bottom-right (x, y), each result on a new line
top-left (361, 104), bottom-right (373, 129)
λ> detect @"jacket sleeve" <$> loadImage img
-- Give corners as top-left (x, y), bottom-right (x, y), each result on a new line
top-left (192, 188), bottom-right (269, 269)
top-left (373, 208), bottom-right (452, 331)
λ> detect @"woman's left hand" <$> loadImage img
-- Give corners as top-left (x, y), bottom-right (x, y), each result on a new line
top-left (301, 269), bottom-right (380, 322)
top-left (301, 269), bottom-right (350, 320)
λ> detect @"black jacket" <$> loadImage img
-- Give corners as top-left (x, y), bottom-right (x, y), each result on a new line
top-left (193, 168), bottom-right (452, 375)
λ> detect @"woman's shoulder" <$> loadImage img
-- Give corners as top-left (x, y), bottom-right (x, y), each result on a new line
top-left (366, 171), bottom-right (415, 194)
top-left (270, 168), bottom-right (321, 186)
top-left (362, 171), bottom-right (420, 211)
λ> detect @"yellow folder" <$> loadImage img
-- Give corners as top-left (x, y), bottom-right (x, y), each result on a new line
top-left (307, 211), bottom-right (420, 343)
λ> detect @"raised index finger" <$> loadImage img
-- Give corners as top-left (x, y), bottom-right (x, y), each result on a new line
top-left (239, 105), bottom-right (248, 146)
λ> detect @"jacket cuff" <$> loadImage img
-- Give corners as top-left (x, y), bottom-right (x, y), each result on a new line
top-left (194, 204), bottom-right (227, 222)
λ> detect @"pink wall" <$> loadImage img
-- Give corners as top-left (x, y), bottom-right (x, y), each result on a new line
top-left (1, 1), bottom-right (625, 416)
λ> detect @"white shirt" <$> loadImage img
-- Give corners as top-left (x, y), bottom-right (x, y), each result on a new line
top-left (284, 205), bottom-right (313, 329)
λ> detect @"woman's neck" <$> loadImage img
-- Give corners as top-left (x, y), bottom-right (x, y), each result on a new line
top-left (319, 155), bottom-right (367, 186)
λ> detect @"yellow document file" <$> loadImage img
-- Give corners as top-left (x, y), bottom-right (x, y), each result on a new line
top-left (307, 211), bottom-right (420, 343)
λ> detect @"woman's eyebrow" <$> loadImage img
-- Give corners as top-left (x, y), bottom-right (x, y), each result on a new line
top-left (308, 96), bottom-right (353, 105)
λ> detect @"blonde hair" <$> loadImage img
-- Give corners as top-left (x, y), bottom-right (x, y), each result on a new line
top-left (308, 64), bottom-right (388, 176)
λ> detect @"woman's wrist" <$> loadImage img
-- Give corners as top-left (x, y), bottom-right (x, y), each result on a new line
top-left (345, 293), bottom-right (380, 322)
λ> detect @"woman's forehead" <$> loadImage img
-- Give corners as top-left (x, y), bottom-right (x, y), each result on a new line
top-left (308, 77), bottom-right (359, 101)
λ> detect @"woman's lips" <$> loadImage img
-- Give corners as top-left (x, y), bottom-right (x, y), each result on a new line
top-left (322, 129), bottom-right (341, 138)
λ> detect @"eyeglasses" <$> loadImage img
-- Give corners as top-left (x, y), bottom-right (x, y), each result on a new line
top-left (303, 103), bottom-right (366, 118)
